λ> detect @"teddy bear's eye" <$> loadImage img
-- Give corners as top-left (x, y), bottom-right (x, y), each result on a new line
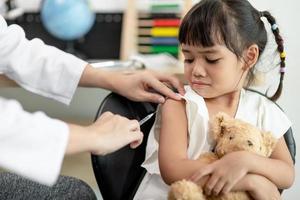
top-left (247, 140), bottom-right (253, 146)
top-left (229, 136), bottom-right (234, 140)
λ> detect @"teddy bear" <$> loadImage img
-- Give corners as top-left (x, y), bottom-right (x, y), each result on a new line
top-left (168, 112), bottom-right (277, 200)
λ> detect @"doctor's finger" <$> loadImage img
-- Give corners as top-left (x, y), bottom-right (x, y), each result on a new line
top-left (128, 119), bottom-right (140, 131)
top-left (140, 90), bottom-right (167, 104)
top-left (129, 131), bottom-right (144, 149)
top-left (154, 73), bottom-right (185, 96)
top-left (146, 77), bottom-right (182, 101)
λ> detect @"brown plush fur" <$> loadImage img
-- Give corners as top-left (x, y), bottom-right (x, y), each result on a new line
top-left (168, 112), bottom-right (277, 200)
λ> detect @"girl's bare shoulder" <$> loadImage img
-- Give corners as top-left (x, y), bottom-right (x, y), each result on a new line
top-left (161, 98), bottom-right (186, 113)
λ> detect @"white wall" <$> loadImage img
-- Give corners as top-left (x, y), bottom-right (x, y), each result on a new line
top-left (248, 0), bottom-right (300, 199)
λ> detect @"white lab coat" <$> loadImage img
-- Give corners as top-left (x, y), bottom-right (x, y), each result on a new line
top-left (0, 15), bottom-right (87, 185)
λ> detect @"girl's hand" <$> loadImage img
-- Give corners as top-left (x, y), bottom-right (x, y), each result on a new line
top-left (247, 174), bottom-right (281, 200)
top-left (190, 151), bottom-right (250, 196)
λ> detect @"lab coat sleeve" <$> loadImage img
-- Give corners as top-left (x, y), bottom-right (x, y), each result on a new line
top-left (0, 97), bottom-right (69, 186)
top-left (0, 16), bottom-right (87, 105)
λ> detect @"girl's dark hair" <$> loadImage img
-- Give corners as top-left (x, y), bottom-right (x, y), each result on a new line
top-left (179, 0), bottom-right (285, 101)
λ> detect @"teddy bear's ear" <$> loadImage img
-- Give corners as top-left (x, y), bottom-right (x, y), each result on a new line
top-left (261, 131), bottom-right (277, 156)
top-left (210, 112), bottom-right (229, 140)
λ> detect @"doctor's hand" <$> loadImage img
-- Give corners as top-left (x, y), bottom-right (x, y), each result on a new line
top-left (66, 112), bottom-right (143, 155)
top-left (80, 65), bottom-right (185, 104)
top-left (110, 69), bottom-right (185, 103)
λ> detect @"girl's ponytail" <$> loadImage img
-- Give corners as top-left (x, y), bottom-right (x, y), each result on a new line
top-left (261, 11), bottom-right (286, 101)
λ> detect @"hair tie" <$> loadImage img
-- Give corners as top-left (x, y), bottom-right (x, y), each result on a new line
top-left (271, 23), bottom-right (278, 31)
top-left (280, 67), bottom-right (286, 73)
top-left (280, 51), bottom-right (286, 59)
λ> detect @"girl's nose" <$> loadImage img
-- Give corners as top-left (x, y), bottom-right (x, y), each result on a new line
top-left (192, 61), bottom-right (206, 78)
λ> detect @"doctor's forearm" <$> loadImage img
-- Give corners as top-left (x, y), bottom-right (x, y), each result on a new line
top-left (78, 64), bottom-right (116, 91)
top-left (65, 123), bottom-right (93, 155)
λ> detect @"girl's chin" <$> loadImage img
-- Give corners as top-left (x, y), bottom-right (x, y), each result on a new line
top-left (191, 87), bottom-right (216, 99)
top-left (191, 87), bottom-right (206, 96)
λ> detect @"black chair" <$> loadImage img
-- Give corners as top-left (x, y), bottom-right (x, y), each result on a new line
top-left (91, 92), bottom-right (296, 200)
top-left (91, 93), bottom-right (157, 200)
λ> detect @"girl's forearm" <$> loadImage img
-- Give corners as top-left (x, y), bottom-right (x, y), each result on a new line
top-left (231, 174), bottom-right (259, 192)
top-left (161, 152), bottom-right (294, 189)
top-left (160, 158), bottom-right (209, 185)
top-left (233, 174), bottom-right (281, 200)
top-left (246, 152), bottom-right (294, 189)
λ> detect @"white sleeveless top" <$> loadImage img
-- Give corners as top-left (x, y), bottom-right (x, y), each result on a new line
top-left (134, 86), bottom-right (291, 200)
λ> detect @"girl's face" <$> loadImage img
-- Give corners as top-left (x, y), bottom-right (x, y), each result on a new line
top-left (182, 44), bottom-right (246, 98)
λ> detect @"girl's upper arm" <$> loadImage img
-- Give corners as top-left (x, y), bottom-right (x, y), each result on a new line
top-left (158, 98), bottom-right (188, 172)
top-left (270, 136), bottom-right (294, 167)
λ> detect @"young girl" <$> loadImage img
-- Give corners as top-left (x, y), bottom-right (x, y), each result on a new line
top-left (134, 0), bottom-right (295, 199)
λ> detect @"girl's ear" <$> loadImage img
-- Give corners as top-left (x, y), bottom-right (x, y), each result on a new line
top-left (243, 44), bottom-right (259, 70)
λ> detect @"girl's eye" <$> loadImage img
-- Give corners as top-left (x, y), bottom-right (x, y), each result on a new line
top-left (205, 58), bottom-right (220, 64)
top-left (184, 59), bottom-right (194, 64)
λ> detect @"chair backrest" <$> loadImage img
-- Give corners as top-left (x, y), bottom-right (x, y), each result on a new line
top-left (91, 93), bottom-right (157, 200)
top-left (91, 92), bottom-right (296, 200)
top-left (284, 127), bottom-right (296, 164)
